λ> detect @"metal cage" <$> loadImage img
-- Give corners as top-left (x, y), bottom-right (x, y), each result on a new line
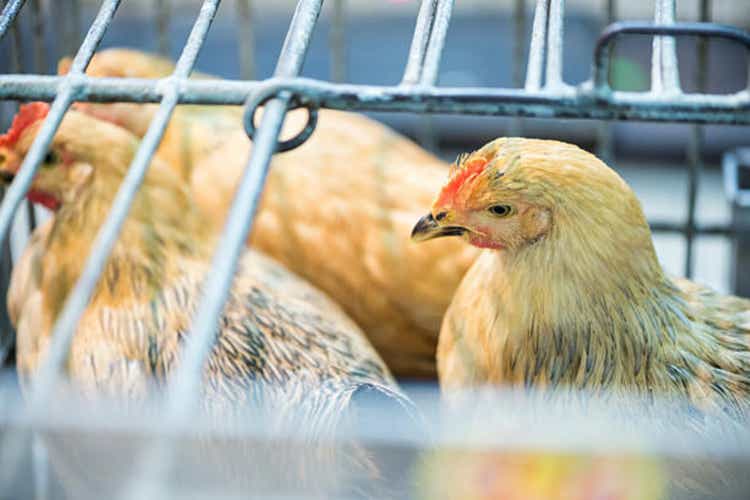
top-left (1, 0), bottom-right (750, 499)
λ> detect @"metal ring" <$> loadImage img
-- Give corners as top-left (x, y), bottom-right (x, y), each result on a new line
top-left (243, 86), bottom-right (319, 153)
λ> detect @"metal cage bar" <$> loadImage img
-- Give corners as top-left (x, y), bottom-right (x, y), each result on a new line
top-left (0, 0), bottom-right (25, 41)
top-left (155, 0), bottom-right (171, 56)
top-left (236, 0), bottom-right (255, 80)
top-left (544, 0), bottom-right (566, 90)
top-left (329, 0), bottom-right (345, 82)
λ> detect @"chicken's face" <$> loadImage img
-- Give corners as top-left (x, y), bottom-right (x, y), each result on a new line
top-left (411, 141), bottom-right (552, 251)
top-left (412, 137), bottom-right (643, 253)
top-left (0, 102), bottom-right (136, 211)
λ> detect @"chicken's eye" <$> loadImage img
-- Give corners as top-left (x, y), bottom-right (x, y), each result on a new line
top-left (488, 204), bottom-right (513, 217)
top-left (42, 150), bottom-right (59, 168)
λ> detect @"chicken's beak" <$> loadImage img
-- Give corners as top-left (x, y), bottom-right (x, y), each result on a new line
top-left (411, 213), bottom-right (467, 242)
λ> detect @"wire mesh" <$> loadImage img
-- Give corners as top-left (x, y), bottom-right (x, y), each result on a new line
top-left (1, 0), bottom-right (750, 498)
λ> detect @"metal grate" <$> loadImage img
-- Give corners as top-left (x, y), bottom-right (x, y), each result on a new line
top-left (1, 0), bottom-right (750, 498)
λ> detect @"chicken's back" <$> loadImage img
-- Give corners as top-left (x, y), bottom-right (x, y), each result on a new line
top-left (229, 109), bottom-right (479, 378)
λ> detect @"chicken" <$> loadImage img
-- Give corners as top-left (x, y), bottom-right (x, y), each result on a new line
top-left (0, 103), bottom-right (418, 495)
top-left (59, 48), bottom-right (479, 379)
top-left (411, 137), bottom-right (750, 418)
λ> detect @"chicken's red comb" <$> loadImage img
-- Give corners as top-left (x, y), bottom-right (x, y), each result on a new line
top-left (0, 102), bottom-right (50, 148)
top-left (436, 157), bottom-right (488, 206)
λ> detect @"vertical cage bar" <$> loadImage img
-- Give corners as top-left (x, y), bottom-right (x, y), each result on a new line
top-left (62, 0), bottom-right (75, 56)
top-left (155, 0), bottom-right (171, 56)
top-left (651, 0), bottom-right (680, 93)
top-left (415, 0), bottom-right (453, 150)
top-left (329, 0), bottom-right (346, 82)
top-left (30, 0), bottom-right (45, 72)
top-left (70, 0), bottom-right (82, 48)
top-left (595, 0), bottom-right (616, 164)
top-left (0, 0), bottom-right (24, 370)
top-left (26, 0), bottom-right (47, 231)
top-left (0, 203), bottom-right (12, 364)
top-left (419, 0), bottom-right (453, 86)
top-left (170, 0), bottom-right (323, 414)
top-left (544, 0), bottom-right (565, 89)
top-left (402, 0), bottom-right (437, 85)
top-left (508, 0), bottom-right (526, 136)
top-left (0, 0), bottom-right (25, 40)
top-left (235, 0), bottom-right (255, 79)
top-left (685, 0), bottom-right (711, 278)
top-left (118, 2), bottom-right (323, 498)
top-left (525, 0), bottom-right (549, 91)
top-left (0, 0), bottom-right (124, 488)
top-left (512, 0), bottom-right (526, 89)
top-left (31, 435), bottom-right (49, 500)
top-left (9, 4), bottom-right (23, 73)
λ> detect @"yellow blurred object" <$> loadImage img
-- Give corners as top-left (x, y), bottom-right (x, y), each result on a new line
top-left (416, 449), bottom-right (666, 500)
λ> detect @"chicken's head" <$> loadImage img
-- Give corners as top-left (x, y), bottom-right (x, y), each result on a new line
top-left (411, 137), bottom-right (648, 253)
top-left (0, 102), bottom-right (138, 211)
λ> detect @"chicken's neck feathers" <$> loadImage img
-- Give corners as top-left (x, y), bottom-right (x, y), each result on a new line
top-left (491, 209), bottom-right (701, 394)
top-left (41, 164), bottom-right (209, 315)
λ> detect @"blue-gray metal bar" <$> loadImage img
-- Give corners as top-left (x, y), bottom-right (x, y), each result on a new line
top-left (402, 0), bottom-right (437, 85)
top-left (236, 0), bottom-right (255, 80)
top-left (118, 1), bottom-right (323, 498)
top-left (173, 0), bottom-right (322, 416)
top-left (155, 0), bottom-right (171, 56)
top-left (652, 0), bottom-right (680, 94)
top-left (544, 0), bottom-right (565, 89)
top-left (419, 0), bottom-right (453, 86)
top-left (2, 70), bottom-right (750, 124)
top-left (593, 22), bottom-right (750, 91)
top-left (595, 0), bottom-right (616, 164)
top-left (27, 0), bottom-right (46, 231)
top-left (0, 0), bottom-right (25, 40)
top-left (685, 0), bottom-right (711, 278)
top-left (508, 0), bottom-right (526, 136)
top-left (220, 75), bottom-right (750, 123)
top-left (525, 0), bottom-right (549, 91)
top-left (0, 0), bottom-right (123, 488)
top-left (329, 0), bottom-right (345, 82)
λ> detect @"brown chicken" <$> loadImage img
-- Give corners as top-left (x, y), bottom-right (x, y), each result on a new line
top-left (59, 48), bottom-right (479, 379)
top-left (411, 137), bottom-right (750, 418)
top-left (0, 102), bottom-right (414, 427)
